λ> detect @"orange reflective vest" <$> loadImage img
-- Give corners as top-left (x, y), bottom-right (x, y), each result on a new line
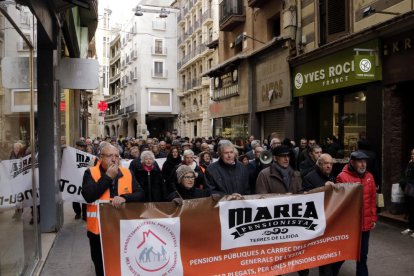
top-left (86, 164), bottom-right (132, 234)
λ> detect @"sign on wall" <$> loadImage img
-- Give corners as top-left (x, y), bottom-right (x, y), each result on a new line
top-left (292, 40), bottom-right (382, 97)
top-left (255, 51), bottom-right (291, 112)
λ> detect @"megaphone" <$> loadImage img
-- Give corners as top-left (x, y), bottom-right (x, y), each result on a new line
top-left (259, 150), bottom-right (273, 165)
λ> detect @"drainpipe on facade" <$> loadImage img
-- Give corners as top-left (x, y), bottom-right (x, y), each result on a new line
top-left (295, 0), bottom-right (302, 52)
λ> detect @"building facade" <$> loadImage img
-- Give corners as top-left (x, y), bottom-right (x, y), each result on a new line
top-left (204, 0), bottom-right (295, 144)
top-left (104, 4), bottom-right (178, 139)
top-left (173, 0), bottom-right (219, 138)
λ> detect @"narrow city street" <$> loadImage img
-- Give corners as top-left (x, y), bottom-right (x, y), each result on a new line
top-left (40, 203), bottom-right (414, 276)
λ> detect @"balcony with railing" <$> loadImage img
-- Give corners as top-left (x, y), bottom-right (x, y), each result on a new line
top-left (202, 9), bottom-right (212, 24)
top-left (104, 113), bottom-right (119, 121)
top-left (212, 83), bottom-right (239, 100)
top-left (125, 104), bottom-right (136, 113)
top-left (110, 51), bottom-right (121, 64)
top-left (106, 93), bottom-right (121, 104)
top-left (219, 0), bottom-right (246, 32)
top-left (195, 43), bottom-right (206, 55)
top-left (109, 71), bottom-right (121, 83)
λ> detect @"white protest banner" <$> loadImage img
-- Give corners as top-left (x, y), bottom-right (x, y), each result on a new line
top-left (219, 193), bottom-right (326, 250)
top-left (60, 147), bottom-right (96, 203)
top-left (0, 155), bottom-right (39, 209)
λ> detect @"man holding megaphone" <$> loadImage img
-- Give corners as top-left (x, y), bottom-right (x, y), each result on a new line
top-left (255, 145), bottom-right (303, 195)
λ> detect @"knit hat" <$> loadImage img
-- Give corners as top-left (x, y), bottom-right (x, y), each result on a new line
top-left (176, 165), bottom-right (195, 183)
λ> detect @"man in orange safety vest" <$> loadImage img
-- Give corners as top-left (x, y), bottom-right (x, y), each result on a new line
top-left (82, 144), bottom-right (144, 276)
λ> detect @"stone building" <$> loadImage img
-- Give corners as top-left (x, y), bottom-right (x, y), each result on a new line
top-left (173, 0), bottom-right (219, 138)
top-left (204, 0), bottom-right (295, 144)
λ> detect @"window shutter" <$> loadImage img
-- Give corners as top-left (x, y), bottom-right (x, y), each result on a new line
top-left (326, 0), bottom-right (349, 42)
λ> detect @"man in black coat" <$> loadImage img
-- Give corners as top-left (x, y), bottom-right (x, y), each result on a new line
top-left (299, 144), bottom-right (322, 179)
top-left (205, 140), bottom-right (250, 195)
top-left (303, 153), bottom-right (335, 192)
top-left (302, 153), bottom-right (335, 276)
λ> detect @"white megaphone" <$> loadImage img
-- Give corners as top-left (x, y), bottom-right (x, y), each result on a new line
top-left (259, 150), bottom-right (273, 165)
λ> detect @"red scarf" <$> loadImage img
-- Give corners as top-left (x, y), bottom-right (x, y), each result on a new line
top-left (143, 164), bottom-right (154, 172)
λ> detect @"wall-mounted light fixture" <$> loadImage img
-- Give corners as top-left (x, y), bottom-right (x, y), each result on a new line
top-left (362, 6), bottom-right (400, 18)
top-left (133, 5), bottom-right (170, 18)
top-left (235, 33), bottom-right (265, 45)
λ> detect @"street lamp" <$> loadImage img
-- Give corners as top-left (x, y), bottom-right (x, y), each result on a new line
top-left (133, 5), bottom-right (170, 18)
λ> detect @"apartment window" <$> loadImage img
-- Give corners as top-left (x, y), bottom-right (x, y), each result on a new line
top-left (154, 61), bottom-right (164, 77)
top-left (208, 27), bottom-right (213, 43)
top-left (208, 58), bottom-right (213, 69)
top-left (155, 39), bottom-right (163, 54)
top-left (267, 13), bottom-right (281, 40)
top-left (319, 0), bottom-right (349, 45)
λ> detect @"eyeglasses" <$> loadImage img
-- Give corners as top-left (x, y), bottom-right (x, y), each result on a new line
top-left (183, 176), bottom-right (195, 180)
top-left (101, 153), bottom-right (120, 159)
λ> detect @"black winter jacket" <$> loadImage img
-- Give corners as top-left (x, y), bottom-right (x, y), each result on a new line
top-left (205, 159), bottom-right (250, 195)
top-left (129, 159), bottom-right (166, 202)
top-left (302, 168), bottom-right (335, 192)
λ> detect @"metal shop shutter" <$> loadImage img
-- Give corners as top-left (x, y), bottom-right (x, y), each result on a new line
top-left (263, 109), bottom-right (285, 140)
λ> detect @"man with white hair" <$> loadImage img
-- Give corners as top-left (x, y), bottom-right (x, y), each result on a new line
top-left (205, 140), bottom-right (250, 195)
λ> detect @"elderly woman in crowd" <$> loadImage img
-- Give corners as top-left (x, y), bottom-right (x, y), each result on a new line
top-left (167, 165), bottom-right (210, 201)
top-left (129, 150), bottom-right (166, 202)
top-left (180, 149), bottom-right (205, 189)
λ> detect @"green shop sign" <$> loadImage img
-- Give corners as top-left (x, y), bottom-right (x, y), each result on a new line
top-left (293, 40), bottom-right (381, 97)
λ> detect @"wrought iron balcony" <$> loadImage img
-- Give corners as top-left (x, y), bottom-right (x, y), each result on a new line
top-left (219, 0), bottom-right (246, 32)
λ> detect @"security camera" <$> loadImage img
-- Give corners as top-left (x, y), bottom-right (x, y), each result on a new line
top-left (362, 6), bottom-right (375, 17)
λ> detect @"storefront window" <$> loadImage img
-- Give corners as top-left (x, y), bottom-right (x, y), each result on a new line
top-left (213, 115), bottom-right (248, 147)
top-left (0, 5), bottom-right (40, 275)
top-left (331, 92), bottom-right (367, 157)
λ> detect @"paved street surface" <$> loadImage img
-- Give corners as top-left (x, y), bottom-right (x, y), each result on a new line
top-left (40, 203), bottom-right (414, 276)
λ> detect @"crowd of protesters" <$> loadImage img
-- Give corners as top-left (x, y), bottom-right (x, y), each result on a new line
top-left (77, 131), bottom-right (382, 276)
